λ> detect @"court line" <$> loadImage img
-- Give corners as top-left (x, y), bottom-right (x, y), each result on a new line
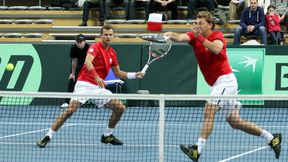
top-left (218, 146), bottom-right (268, 162)
top-left (0, 142), bottom-right (161, 147)
top-left (0, 124), bottom-right (76, 139)
top-left (0, 141), bottom-right (274, 149)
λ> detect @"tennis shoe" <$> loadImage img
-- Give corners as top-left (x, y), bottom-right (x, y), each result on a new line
top-left (269, 133), bottom-right (282, 159)
top-left (101, 134), bottom-right (123, 145)
top-left (36, 135), bottom-right (51, 148)
top-left (180, 144), bottom-right (200, 162)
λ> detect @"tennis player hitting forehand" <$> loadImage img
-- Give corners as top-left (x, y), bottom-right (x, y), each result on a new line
top-left (164, 11), bottom-right (281, 161)
top-left (37, 24), bottom-right (144, 147)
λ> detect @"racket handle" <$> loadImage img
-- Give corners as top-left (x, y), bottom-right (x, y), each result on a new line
top-left (141, 64), bottom-right (149, 73)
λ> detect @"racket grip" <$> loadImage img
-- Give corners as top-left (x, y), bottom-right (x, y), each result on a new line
top-left (141, 64), bottom-right (149, 73)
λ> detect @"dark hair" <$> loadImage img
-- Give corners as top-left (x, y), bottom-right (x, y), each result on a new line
top-left (75, 34), bottom-right (85, 42)
top-left (267, 4), bottom-right (276, 11)
top-left (100, 24), bottom-right (114, 34)
top-left (197, 11), bottom-right (215, 30)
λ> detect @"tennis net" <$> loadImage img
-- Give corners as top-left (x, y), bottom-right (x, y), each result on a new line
top-left (0, 91), bottom-right (287, 162)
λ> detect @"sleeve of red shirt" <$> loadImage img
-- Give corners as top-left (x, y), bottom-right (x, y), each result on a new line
top-left (186, 31), bottom-right (195, 43)
top-left (87, 43), bottom-right (99, 57)
top-left (110, 49), bottom-right (119, 67)
top-left (212, 31), bottom-right (225, 43)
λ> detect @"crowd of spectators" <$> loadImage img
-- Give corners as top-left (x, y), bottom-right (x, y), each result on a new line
top-left (56, 0), bottom-right (288, 44)
top-left (0, 0), bottom-right (287, 45)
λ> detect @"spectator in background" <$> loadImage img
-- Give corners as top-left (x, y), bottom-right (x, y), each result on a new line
top-left (233, 0), bottom-right (266, 45)
top-left (187, 0), bottom-right (216, 20)
top-left (149, 0), bottom-right (178, 20)
top-left (61, 34), bottom-right (90, 108)
top-left (265, 5), bottom-right (285, 44)
top-left (105, 0), bottom-right (135, 20)
top-left (229, 0), bottom-right (247, 20)
top-left (79, 0), bottom-right (106, 26)
top-left (135, 0), bottom-right (151, 20)
top-left (125, 0), bottom-right (150, 20)
top-left (247, 0), bottom-right (270, 13)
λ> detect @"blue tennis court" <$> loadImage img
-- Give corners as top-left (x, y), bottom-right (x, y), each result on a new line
top-left (0, 104), bottom-right (287, 162)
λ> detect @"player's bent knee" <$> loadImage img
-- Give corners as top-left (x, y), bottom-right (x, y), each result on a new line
top-left (66, 100), bottom-right (80, 115)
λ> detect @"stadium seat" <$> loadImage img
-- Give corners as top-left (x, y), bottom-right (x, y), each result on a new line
top-left (126, 20), bottom-right (146, 24)
top-left (0, 6), bottom-right (8, 10)
top-left (117, 33), bottom-right (137, 38)
top-left (3, 33), bottom-right (22, 38)
top-left (14, 19), bottom-right (33, 24)
top-left (228, 20), bottom-right (241, 24)
top-left (106, 19), bottom-right (127, 24)
top-left (8, 6), bottom-right (29, 10)
top-left (0, 19), bottom-right (14, 24)
top-left (28, 6), bottom-right (47, 10)
top-left (33, 19), bottom-right (53, 24)
top-left (166, 20), bottom-right (187, 24)
top-left (22, 33), bottom-right (43, 38)
top-left (224, 33), bottom-right (234, 38)
top-left (47, 7), bottom-right (63, 10)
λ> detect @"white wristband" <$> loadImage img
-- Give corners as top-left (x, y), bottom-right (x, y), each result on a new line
top-left (127, 72), bottom-right (136, 79)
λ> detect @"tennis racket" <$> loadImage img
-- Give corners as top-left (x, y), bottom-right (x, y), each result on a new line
top-left (139, 34), bottom-right (172, 73)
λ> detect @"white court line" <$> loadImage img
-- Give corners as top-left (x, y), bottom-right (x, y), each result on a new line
top-left (0, 124), bottom-right (76, 139)
top-left (218, 146), bottom-right (268, 162)
top-left (0, 142), bottom-right (160, 147)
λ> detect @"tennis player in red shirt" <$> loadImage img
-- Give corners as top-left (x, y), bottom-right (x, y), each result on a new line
top-left (164, 11), bottom-right (281, 161)
top-left (37, 24), bottom-right (144, 147)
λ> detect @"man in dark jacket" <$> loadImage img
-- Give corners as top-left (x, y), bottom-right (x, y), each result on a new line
top-left (233, 0), bottom-right (266, 45)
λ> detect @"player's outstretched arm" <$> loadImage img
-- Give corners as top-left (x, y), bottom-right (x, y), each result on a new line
top-left (111, 66), bottom-right (144, 79)
top-left (164, 32), bottom-right (190, 42)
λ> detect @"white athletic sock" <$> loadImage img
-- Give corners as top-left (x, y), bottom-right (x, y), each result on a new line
top-left (260, 129), bottom-right (274, 144)
top-left (196, 137), bottom-right (206, 154)
top-left (104, 127), bottom-right (114, 137)
top-left (46, 128), bottom-right (55, 138)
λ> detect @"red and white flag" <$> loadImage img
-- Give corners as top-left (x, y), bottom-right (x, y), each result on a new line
top-left (147, 13), bottom-right (163, 31)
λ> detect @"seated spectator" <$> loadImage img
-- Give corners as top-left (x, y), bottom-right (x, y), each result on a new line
top-left (135, 0), bottom-right (151, 20)
top-left (105, 0), bottom-right (135, 20)
top-left (79, 0), bottom-right (106, 26)
top-left (149, 0), bottom-right (178, 20)
top-left (247, 0), bottom-right (270, 13)
top-left (229, 0), bottom-right (246, 20)
top-left (265, 5), bottom-right (285, 44)
top-left (125, 0), bottom-right (150, 20)
top-left (233, 0), bottom-right (267, 45)
top-left (51, 0), bottom-right (77, 9)
top-left (187, 0), bottom-right (216, 20)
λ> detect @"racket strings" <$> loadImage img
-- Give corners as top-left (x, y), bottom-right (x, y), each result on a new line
top-left (151, 42), bottom-right (171, 57)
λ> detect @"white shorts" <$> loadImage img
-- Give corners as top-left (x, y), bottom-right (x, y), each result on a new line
top-left (208, 73), bottom-right (241, 118)
top-left (71, 81), bottom-right (112, 108)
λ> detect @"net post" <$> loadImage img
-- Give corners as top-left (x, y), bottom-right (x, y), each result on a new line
top-left (159, 94), bottom-right (165, 162)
